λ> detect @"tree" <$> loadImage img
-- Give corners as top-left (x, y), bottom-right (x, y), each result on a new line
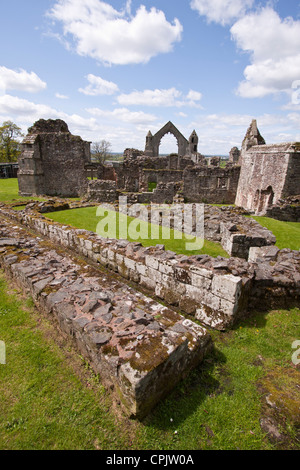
top-left (0, 121), bottom-right (24, 162)
top-left (91, 140), bottom-right (112, 164)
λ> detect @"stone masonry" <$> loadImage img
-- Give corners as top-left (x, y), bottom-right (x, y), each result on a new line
top-left (1, 203), bottom-right (299, 332)
top-left (18, 119), bottom-right (91, 198)
top-left (0, 214), bottom-right (211, 419)
top-left (235, 121), bottom-right (300, 214)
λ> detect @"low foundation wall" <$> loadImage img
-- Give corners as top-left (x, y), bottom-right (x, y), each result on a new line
top-left (0, 216), bottom-right (211, 419)
top-left (1, 203), bottom-right (299, 331)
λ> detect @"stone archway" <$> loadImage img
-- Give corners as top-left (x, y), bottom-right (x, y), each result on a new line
top-left (145, 121), bottom-right (189, 157)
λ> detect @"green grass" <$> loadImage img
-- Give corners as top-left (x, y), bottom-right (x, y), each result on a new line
top-left (0, 273), bottom-right (136, 450)
top-left (0, 178), bottom-right (46, 203)
top-left (148, 182), bottom-right (157, 192)
top-left (0, 179), bottom-right (80, 204)
top-left (252, 216), bottom-right (300, 251)
top-left (46, 206), bottom-right (229, 258)
top-left (0, 270), bottom-right (299, 450)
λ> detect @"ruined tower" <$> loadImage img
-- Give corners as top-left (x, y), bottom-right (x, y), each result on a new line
top-left (189, 130), bottom-right (199, 155)
top-left (241, 119), bottom-right (266, 156)
top-left (18, 119), bottom-right (91, 197)
top-left (144, 130), bottom-right (154, 157)
top-left (235, 121), bottom-right (300, 214)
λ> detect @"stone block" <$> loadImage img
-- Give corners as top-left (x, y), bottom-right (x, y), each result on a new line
top-left (124, 257), bottom-right (137, 271)
top-left (0, 216), bottom-right (212, 420)
top-left (191, 273), bottom-right (212, 290)
top-left (158, 261), bottom-right (175, 275)
top-left (211, 274), bottom-right (242, 303)
top-left (189, 266), bottom-right (213, 279)
top-left (145, 255), bottom-right (159, 270)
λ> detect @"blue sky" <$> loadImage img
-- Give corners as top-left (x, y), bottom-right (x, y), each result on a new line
top-left (0, 0), bottom-right (300, 154)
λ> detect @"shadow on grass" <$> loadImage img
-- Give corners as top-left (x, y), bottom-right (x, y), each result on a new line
top-left (232, 310), bottom-right (269, 332)
top-left (142, 345), bottom-right (227, 430)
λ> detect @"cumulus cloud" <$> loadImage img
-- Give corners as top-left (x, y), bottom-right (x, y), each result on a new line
top-left (86, 107), bottom-right (157, 124)
top-left (55, 93), bottom-right (69, 99)
top-left (0, 66), bottom-right (46, 93)
top-left (47, 0), bottom-right (183, 65)
top-left (190, 0), bottom-right (254, 26)
top-left (79, 74), bottom-right (119, 96)
top-left (231, 7), bottom-right (300, 98)
top-left (0, 94), bottom-right (100, 135)
top-left (190, 112), bottom-right (300, 153)
top-left (117, 87), bottom-right (202, 108)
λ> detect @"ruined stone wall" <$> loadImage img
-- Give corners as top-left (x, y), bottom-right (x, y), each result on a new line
top-left (1, 204), bottom-right (299, 332)
top-left (0, 215), bottom-right (211, 419)
top-left (38, 133), bottom-right (90, 197)
top-left (265, 195), bottom-right (300, 222)
top-left (87, 180), bottom-right (118, 203)
top-left (282, 147), bottom-right (300, 196)
top-left (183, 166), bottom-right (241, 204)
top-left (235, 143), bottom-right (300, 214)
top-left (141, 169), bottom-right (184, 192)
top-left (96, 155), bottom-right (239, 205)
top-left (18, 119), bottom-right (91, 198)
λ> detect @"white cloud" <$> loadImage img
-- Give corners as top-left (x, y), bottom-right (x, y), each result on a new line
top-left (86, 107), bottom-right (157, 124)
top-left (55, 93), bottom-right (69, 99)
top-left (190, 112), bottom-right (300, 154)
top-left (0, 66), bottom-right (46, 93)
top-left (79, 74), bottom-right (119, 96)
top-left (231, 7), bottom-right (300, 98)
top-left (117, 88), bottom-right (203, 108)
top-left (48, 0), bottom-right (183, 65)
top-left (190, 0), bottom-right (254, 26)
top-left (0, 94), bottom-right (99, 135)
top-left (187, 90), bottom-right (202, 102)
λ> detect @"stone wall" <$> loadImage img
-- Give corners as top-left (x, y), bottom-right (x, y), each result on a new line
top-left (115, 202), bottom-right (275, 260)
top-left (1, 204), bottom-right (299, 332)
top-left (91, 154), bottom-right (241, 205)
top-left (235, 143), bottom-right (300, 214)
top-left (183, 166), bottom-right (241, 204)
top-left (265, 196), bottom-right (300, 222)
top-left (0, 215), bottom-right (211, 419)
top-left (18, 119), bottom-right (91, 198)
top-left (87, 180), bottom-right (118, 203)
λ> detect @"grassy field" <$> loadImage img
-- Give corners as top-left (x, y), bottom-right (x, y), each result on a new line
top-left (1, 179), bottom-right (299, 252)
top-left (45, 206), bottom-right (229, 258)
top-left (253, 216), bottom-right (300, 251)
top-left (0, 178), bottom-right (299, 450)
top-left (0, 178), bottom-right (46, 203)
top-left (0, 271), bottom-right (299, 450)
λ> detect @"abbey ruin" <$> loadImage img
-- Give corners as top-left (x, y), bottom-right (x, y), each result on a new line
top-left (0, 117), bottom-right (298, 419)
top-left (17, 118), bottom-right (300, 219)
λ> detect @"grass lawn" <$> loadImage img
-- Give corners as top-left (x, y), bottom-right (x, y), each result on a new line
top-left (0, 270), bottom-right (299, 450)
top-left (0, 178), bottom-right (46, 204)
top-left (252, 216), bottom-right (300, 251)
top-left (46, 206), bottom-right (229, 258)
top-left (1, 180), bottom-right (299, 450)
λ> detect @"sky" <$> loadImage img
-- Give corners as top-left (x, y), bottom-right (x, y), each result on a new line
top-left (0, 0), bottom-right (300, 155)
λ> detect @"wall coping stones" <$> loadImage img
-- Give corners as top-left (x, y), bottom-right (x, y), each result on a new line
top-left (0, 216), bottom-right (212, 419)
top-left (1, 202), bottom-right (299, 331)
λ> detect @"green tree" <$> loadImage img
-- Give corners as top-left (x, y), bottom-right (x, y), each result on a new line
top-left (91, 140), bottom-right (112, 164)
top-left (0, 121), bottom-right (24, 162)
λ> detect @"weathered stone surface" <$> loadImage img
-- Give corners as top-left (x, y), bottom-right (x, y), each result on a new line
top-left (0, 215), bottom-right (212, 419)
top-left (236, 124), bottom-right (300, 215)
top-left (1, 203), bottom-right (299, 331)
top-left (18, 119), bottom-right (91, 198)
